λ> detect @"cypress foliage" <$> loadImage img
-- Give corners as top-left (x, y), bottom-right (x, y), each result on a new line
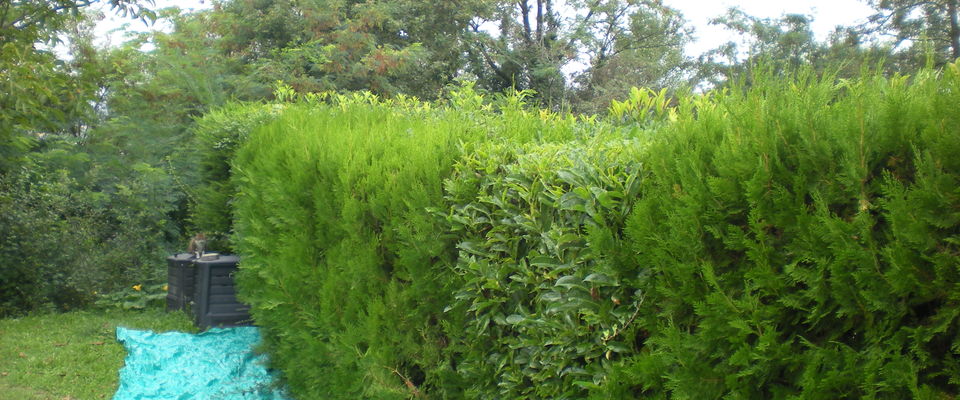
top-left (604, 65), bottom-right (960, 398)
top-left (189, 102), bottom-right (283, 252)
top-left (225, 64), bottom-right (959, 398)
top-left (232, 101), bottom-right (481, 398)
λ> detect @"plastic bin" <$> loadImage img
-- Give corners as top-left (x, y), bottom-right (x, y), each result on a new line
top-left (166, 253), bottom-right (196, 312)
top-left (193, 255), bottom-right (252, 329)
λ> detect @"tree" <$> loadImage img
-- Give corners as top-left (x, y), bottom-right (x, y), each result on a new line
top-left (462, 0), bottom-right (690, 109)
top-left (694, 8), bottom-right (897, 88)
top-left (568, 1), bottom-right (690, 113)
top-left (864, 0), bottom-right (960, 63)
top-left (200, 0), bottom-right (478, 99)
top-left (0, 0), bottom-right (154, 173)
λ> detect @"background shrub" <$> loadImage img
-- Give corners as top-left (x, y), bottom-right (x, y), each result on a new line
top-left (0, 144), bottom-right (180, 316)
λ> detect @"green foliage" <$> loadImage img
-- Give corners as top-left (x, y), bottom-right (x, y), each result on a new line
top-left (94, 283), bottom-right (167, 311)
top-left (0, 1), bottom-right (154, 174)
top-left (0, 142), bottom-right (181, 317)
top-left (232, 100), bottom-right (472, 398)
top-left (227, 65), bottom-right (960, 399)
top-left (0, 3), bottom-right (208, 316)
top-left (603, 65), bottom-right (960, 397)
top-left (865, 0), bottom-right (960, 64)
top-left (206, 0), bottom-right (463, 99)
top-left (189, 102), bottom-right (284, 252)
top-left (440, 133), bottom-right (646, 398)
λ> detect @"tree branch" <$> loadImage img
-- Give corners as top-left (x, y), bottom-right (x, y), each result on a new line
top-left (950, 0), bottom-right (960, 58)
top-left (469, 21), bottom-right (514, 84)
top-left (519, 0), bottom-right (533, 44)
top-left (536, 0), bottom-right (543, 43)
top-left (10, 0), bottom-right (97, 32)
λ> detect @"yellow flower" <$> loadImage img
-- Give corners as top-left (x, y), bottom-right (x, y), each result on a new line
top-left (132, 284), bottom-right (142, 291)
top-left (163, 284), bottom-right (168, 291)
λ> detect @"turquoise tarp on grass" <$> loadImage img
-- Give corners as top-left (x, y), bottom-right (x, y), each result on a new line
top-left (114, 326), bottom-right (290, 400)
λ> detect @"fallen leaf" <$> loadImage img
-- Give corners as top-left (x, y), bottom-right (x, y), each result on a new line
top-left (18, 352), bottom-right (26, 358)
top-left (54, 342), bottom-right (68, 347)
top-left (2, 371), bottom-right (9, 376)
top-left (90, 341), bottom-right (105, 346)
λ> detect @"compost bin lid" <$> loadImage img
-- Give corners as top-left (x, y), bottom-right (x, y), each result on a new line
top-left (194, 254), bottom-right (240, 265)
top-left (167, 253), bottom-right (195, 262)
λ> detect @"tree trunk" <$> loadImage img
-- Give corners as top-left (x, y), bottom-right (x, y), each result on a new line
top-left (949, 0), bottom-right (960, 59)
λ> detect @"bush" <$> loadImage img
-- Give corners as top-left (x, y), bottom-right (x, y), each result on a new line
top-left (232, 100), bottom-right (473, 398)
top-left (604, 67), bottom-right (960, 398)
top-left (227, 65), bottom-right (960, 398)
top-left (439, 134), bottom-right (646, 397)
top-left (188, 102), bottom-right (284, 253)
top-left (0, 140), bottom-right (181, 317)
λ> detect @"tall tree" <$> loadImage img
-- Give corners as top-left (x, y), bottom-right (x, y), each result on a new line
top-left (695, 8), bottom-right (895, 88)
top-left (0, 0), bottom-right (154, 172)
top-left (568, 0), bottom-right (689, 113)
top-left (202, 0), bottom-right (480, 99)
top-left (463, 0), bottom-right (690, 109)
top-left (864, 0), bottom-right (960, 63)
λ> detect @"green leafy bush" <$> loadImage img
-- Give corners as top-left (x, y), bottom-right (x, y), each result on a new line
top-left (439, 135), bottom-right (646, 398)
top-left (0, 140), bottom-right (181, 317)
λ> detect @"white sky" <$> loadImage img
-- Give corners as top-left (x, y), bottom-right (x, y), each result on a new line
top-left (92, 0), bottom-right (876, 57)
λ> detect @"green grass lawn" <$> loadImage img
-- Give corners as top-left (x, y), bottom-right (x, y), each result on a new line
top-left (0, 308), bottom-right (196, 400)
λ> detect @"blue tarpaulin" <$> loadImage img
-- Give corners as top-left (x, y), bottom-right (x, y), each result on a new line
top-left (114, 326), bottom-right (290, 400)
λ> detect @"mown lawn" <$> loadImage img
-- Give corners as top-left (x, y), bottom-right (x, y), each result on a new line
top-left (0, 309), bottom-right (195, 399)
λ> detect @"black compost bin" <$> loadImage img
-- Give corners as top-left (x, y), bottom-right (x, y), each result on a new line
top-left (193, 255), bottom-right (252, 329)
top-left (166, 253), bottom-right (196, 312)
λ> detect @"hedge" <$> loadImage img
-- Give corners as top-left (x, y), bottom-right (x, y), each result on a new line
top-left (602, 68), bottom-right (960, 398)
top-left (188, 102), bottom-right (283, 252)
top-left (227, 66), bottom-right (960, 398)
top-left (231, 98), bottom-right (481, 398)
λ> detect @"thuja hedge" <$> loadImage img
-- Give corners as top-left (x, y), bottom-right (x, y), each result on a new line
top-left (229, 67), bottom-right (960, 398)
top-left (605, 68), bottom-right (960, 398)
top-left (231, 94), bottom-right (605, 398)
top-left (188, 102), bottom-right (283, 252)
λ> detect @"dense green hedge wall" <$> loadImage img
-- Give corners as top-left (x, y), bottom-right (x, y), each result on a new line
top-left (188, 102), bottom-right (282, 252)
top-left (229, 66), bottom-right (959, 398)
top-left (439, 136), bottom-right (646, 398)
top-left (232, 101), bottom-right (474, 398)
top-left (606, 68), bottom-right (960, 398)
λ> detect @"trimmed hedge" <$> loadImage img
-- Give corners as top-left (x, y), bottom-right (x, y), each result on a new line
top-left (605, 68), bottom-right (960, 398)
top-left (188, 102), bottom-right (283, 252)
top-left (228, 66), bottom-right (960, 398)
top-left (439, 135), bottom-right (646, 398)
top-left (232, 101), bottom-right (475, 398)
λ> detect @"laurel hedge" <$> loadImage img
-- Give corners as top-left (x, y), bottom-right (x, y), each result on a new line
top-left (227, 66), bottom-right (960, 398)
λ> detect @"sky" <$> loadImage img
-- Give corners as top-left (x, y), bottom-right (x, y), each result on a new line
top-left (668, 0), bottom-right (876, 55)
top-left (91, 0), bottom-right (877, 57)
